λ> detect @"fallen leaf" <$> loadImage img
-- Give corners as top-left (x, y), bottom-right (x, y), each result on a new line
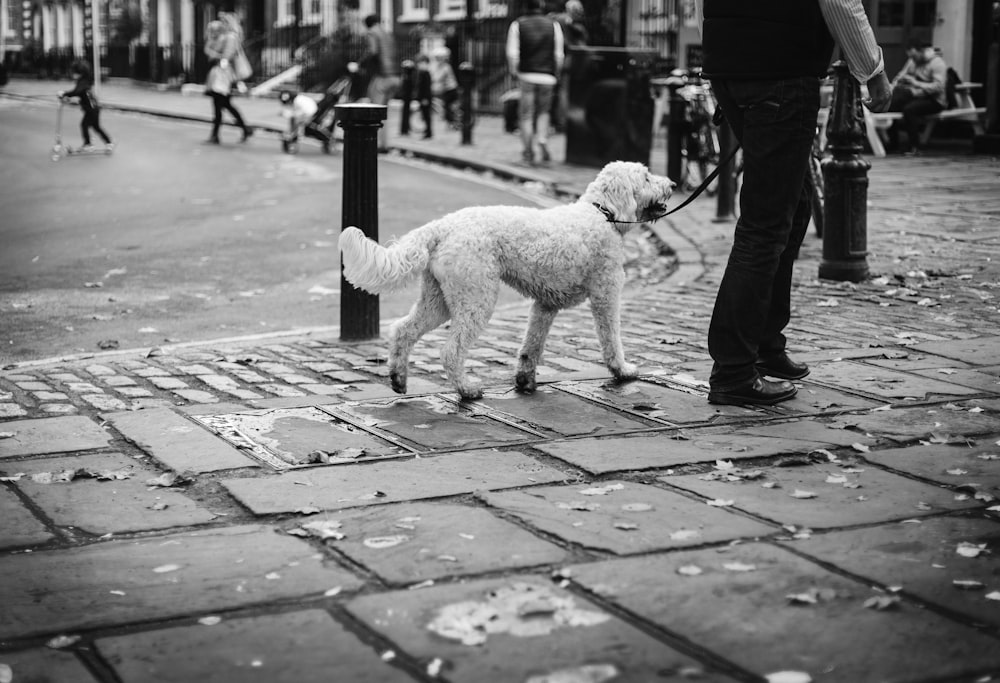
top-left (152, 564), bottom-right (182, 573)
top-left (677, 565), bottom-right (703, 576)
top-left (0, 664), bottom-right (11, 683)
top-left (579, 483), bottom-right (625, 496)
top-left (198, 616), bottom-right (222, 626)
top-left (986, 591), bottom-right (1000, 601)
top-left (621, 503), bottom-right (653, 512)
top-left (851, 443), bottom-right (870, 453)
top-left (863, 595), bottom-right (900, 610)
top-left (363, 535), bottom-right (409, 549)
top-left (956, 542), bottom-right (987, 558)
top-left (953, 579), bottom-right (985, 590)
top-left (707, 499), bottom-right (734, 507)
top-left (294, 506), bottom-right (321, 515)
top-left (613, 522), bottom-right (639, 531)
top-left (46, 635), bottom-right (81, 649)
top-left (670, 529), bottom-right (701, 541)
top-left (0, 431), bottom-right (15, 439)
top-left (765, 671), bottom-right (812, 683)
top-left (723, 561), bottom-right (757, 572)
top-left (790, 489), bottom-right (818, 499)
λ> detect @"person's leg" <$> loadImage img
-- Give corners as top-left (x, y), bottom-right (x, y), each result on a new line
top-left (221, 95), bottom-right (251, 140)
top-left (518, 83), bottom-right (538, 163)
top-left (91, 108), bottom-right (112, 144)
top-left (421, 99), bottom-right (433, 138)
top-left (901, 97), bottom-right (944, 150)
top-left (80, 110), bottom-right (94, 146)
top-left (535, 83), bottom-right (554, 162)
top-left (707, 77), bottom-right (819, 391)
top-left (209, 94), bottom-right (223, 141)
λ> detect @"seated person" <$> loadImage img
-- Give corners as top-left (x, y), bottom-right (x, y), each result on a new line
top-left (886, 41), bottom-right (948, 154)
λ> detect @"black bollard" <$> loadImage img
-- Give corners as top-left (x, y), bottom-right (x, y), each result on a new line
top-left (399, 59), bottom-right (414, 136)
top-left (819, 61), bottom-right (870, 283)
top-left (336, 103), bottom-right (387, 341)
top-left (458, 61), bottom-right (475, 145)
top-left (713, 119), bottom-right (737, 222)
top-left (666, 72), bottom-right (687, 184)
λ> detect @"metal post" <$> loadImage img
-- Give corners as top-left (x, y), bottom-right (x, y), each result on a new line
top-left (666, 74), bottom-right (686, 183)
top-left (336, 103), bottom-right (386, 341)
top-left (399, 59), bottom-right (414, 136)
top-left (458, 61), bottom-right (474, 145)
top-left (714, 119), bottom-right (737, 222)
top-left (818, 61), bottom-right (869, 283)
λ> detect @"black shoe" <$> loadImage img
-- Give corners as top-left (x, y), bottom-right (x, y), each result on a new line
top-left (755, 354), bottom-right (810, 380)
top-left (708, 377), bottom-right (797, 406)
top-left (206, 135), bottom-right (220, 145)
top-left (241, 127), bottom-right (254, 142)
top-left (538, 143), bottom-right (551, 163)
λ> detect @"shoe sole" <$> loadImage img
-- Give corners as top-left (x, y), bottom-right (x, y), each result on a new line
top-left (755, 366), bottom-right (810, 381)
top-left (707, 387), bottom-right (798, 406)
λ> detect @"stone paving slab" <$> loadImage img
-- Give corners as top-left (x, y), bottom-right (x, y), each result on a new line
top-left (477, 385), bottom-right (656, 435)
top-left (533, 422), bottom-right (875, 475)
top-left (332, 395), bottom-right (540, 451)
top-left (104, 408), bottom-right (258, 473)
top-left (96, 609), bottom-right (416, 683)
top-left (829, 405), bottom-right (1000, 443)
top-left (221, 450), bottom-right (567, 515)
top-left (0, 486), bottom-right (53, 549)
top-left (568, 542), bottom-right (1000, 682)
top-left (4, 452), bottom-right (219, 535)
top-left (784, 515), bottom-right (1000, 629)
top-left (0, 649), bottom-right (98, 683)
top-left (346, 575), bottom-right (737, 682)
top-left (914, 337), bottom-right (1000, 366)
top-left (805, 362), bottom-right (982, 400)
top-left (860, 440), bottom-right (1000, 498)
top-left (0, 416), bottom-right (111, 458)
top-left (0, 524), bottom-right (360, 639)
top-left (315, 501), bottom-right (570, 585)
top-left (662, 462), bottom-right (980, 529)
top-left (478, 480), bottom-right (776, 554)
top-left (910, 367), bottom-right (1000, 393)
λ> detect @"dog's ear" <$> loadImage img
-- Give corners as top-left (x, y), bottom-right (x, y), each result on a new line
top-left (596, 162), bottom-right (639, 223)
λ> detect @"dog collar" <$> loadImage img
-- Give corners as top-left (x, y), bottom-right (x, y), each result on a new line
top-left (592, 202), bottom-right (668, 224)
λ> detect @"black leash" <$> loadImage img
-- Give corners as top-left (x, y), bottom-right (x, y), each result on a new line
top-left (594, 143), bottom-right (741, 224)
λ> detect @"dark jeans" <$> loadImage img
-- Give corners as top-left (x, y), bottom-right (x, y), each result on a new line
top-left (707, 77), bottom-right (819, 390)
top-left (887, 88), bottom-right (944, 150)
top-left (81, 108), bottom-right (111, 145)
top-left (209, 93), bottom-right (247, 137)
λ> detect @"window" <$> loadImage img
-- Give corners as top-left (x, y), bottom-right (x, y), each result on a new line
top-left (435, 0), bottom-right (468, 21)
top-left (913, 0), bottom-right (937, 27)
top-left (877, 0), bottom-right (903, 26)
top-left (399, 0), bottom-right (429, 23)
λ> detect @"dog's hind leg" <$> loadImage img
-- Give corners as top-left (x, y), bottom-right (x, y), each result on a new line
top-left (439, 279), bottom-right (499, 400)
top-left (388, 274), bottom-right (449, 394)
top-left (515, 302), bottom-right (558, 393)
top-left (589, 286), bottom-right (639, 382)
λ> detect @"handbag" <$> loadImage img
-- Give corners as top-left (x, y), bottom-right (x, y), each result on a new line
top-left (234, 47), bottom-right (253, 81)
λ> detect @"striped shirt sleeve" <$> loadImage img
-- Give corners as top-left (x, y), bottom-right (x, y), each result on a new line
top-left (818, 0), bottom-right (885, 83)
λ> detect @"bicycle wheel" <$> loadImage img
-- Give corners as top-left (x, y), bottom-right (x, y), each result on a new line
top-left (807, 152), bottom-right (825, 238)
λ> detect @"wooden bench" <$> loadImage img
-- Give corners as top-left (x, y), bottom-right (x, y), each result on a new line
top-left (866, 82), bottom-right (986, 156)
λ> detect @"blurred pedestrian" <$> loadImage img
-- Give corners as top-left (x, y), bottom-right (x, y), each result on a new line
top-left (361, 14), bottom-right (401, 152)
top-left (58, 60), bottom-right (113, 152)
top-left (886, 40), bottom-right (948, 155)
top-left (697, 0), bottom-right (892, 406)
top-left (430, 46), bottom-right (459, 129)
top-left (507, 0), bottom-right (564, 166)
top-left (549, 0), bottom-right (588, 132)
top-left (204, 18), bottom-right (253, 144)
top-left (415, 54), bottom-right (434, 139)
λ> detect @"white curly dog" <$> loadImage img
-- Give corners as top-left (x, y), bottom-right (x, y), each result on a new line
top-left (339, 161), bottom-right (674, 400)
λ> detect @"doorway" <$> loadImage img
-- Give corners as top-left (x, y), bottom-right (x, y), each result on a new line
top-left (868, 0), bottom-right (938, 75)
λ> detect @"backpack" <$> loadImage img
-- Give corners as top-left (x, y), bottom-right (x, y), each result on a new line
top-left (945, 67), bottom-right (961, 110)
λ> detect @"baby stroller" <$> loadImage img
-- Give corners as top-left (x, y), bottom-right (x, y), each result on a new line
top-left (280, 64), bottom-right (357, 155)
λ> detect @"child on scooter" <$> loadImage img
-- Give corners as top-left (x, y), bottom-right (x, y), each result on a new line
top-left (58, 60), bottom-right (114, 152)
top-left (279, 90), bottom-right (318, 153)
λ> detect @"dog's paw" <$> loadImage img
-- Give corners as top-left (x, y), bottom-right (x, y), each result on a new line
top-left (612, 362), bottom-right (640, 380)
top-left (389, 370), bottom-right (407, 394)
top-left (515, 370), bottom-right (537, 394)
top-left (456, 378), bottom-right (484, 401)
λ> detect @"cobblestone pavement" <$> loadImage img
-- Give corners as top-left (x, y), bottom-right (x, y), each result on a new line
top-left (3, 79), bottom-right (1000, 683)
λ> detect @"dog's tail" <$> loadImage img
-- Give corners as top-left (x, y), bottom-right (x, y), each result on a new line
top-left (339, 226), bottom-right (431, 294)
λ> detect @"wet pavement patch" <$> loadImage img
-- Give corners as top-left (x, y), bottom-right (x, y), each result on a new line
top-left (0, 486), bottom-right (53, 549)
top-left (784, 516), bottom-right (1000, 628)
top-left (0, 524), bottom-right (360, 639)
top-left (805, 362), bottom-right (981, 400)
top-left (0, 416), bottom-right (111, 458)
top-left (221, 450), bottom-right (565, 515)
top-left (477, 385), bottom-right (655, 435)
top-left (313, 501), bottom-right (570, 585)
top-left (829, 405), bottom-right (1000, 443)
top-left (346, 576), bottom-right (733, 682)
top-left (568, 542), bottom-right (1000, 682)
top-left (96, 609), bottom-right (414, 683)
top-left (3, 452), bottom-right (218, 535)
top-left (478, 480), bottom-right (775, 554)
top-left (193, 406), bottom-right (412, 469)
top-left (663, 462), bottom-right (980, 529)
top-left (333, 395), bottom-right (541, 451)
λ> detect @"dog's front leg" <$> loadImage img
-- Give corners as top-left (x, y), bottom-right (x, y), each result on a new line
top-left (589, 286), bottom-right (638, 381)
top-left (516, 302), bottom-right (559, 393)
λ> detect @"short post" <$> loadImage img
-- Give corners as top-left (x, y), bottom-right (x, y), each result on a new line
top-left (819, 61), bottom-right (869, 282)
top-left (336, 103), bottom-right (387, 341)
top-left (713, 119), bottom-right (737, 222)
top-left (458, 61), bottom-right (474, 145)
top-left (666, 75), bottom-right (687, 183)
top-left (399, 59), bottom-right (414, 136)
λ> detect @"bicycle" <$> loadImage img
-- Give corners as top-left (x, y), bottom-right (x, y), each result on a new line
top-left (670, 69), bottom-right (721, 194)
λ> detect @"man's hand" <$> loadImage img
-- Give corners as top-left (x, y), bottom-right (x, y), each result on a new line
top-left (864, 71), bottom-right (892, 113)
